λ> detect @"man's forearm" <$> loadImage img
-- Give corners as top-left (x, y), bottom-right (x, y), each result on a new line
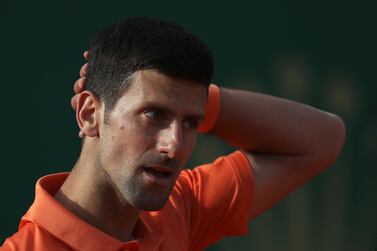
top-left (210, 87), bottom-right (345, 166)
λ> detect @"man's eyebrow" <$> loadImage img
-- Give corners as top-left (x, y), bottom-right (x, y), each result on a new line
top-left (140, 101), bottom-right (205, 120)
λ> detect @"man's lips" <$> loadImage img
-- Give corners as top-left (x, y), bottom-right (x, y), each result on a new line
top-left (142, 164), bottom-right (175, 178)
top-left (141, 164), bottom-right (178, 187)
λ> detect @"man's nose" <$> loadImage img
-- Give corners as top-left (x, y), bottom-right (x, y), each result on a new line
top-left (157, 121), bottom-right (183, 159)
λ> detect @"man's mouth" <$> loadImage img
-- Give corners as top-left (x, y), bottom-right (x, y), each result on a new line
top-left (141, 165), bottom-right (175, 187)
top-left (143, 166), bottom-right (172, 178)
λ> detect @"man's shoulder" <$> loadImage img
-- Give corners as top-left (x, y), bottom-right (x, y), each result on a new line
top-left (178, 151), bottom-right (251, 180)
top-left (170, 150), bottom-right (252, 203)
top-left (1, 221), bottom-right (70, 251)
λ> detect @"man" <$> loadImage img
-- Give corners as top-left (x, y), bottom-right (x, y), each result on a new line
top-left (1, 17), bottom-right (345, 250)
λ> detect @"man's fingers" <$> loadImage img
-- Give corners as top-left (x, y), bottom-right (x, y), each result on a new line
top-left (72, 76), bottom-right (86, 109)
top-left (70, 50), bottom-right (89, 138)
top-left (74, 77), bottom-right (86, 94)
top-left (83, 51), bottom-right (89, 61)
top-left (71, 95), bottom-right (78, 111)
top-left (79, 63), bottom-right (88, 77)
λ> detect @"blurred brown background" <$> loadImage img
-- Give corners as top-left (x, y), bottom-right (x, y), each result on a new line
top-left (1, 0), bottom-right (376, 250)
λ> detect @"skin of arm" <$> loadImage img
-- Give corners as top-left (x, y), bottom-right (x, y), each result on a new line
top-left (210, 87), bottom-right (346, 219)
top-left (72, 52), bottom-right (346, 220)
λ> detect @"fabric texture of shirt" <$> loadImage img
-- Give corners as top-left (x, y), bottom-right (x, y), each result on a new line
top-left (1, 151), bottom-right (254, 251)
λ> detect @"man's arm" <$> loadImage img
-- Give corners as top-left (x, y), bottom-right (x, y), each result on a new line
top-left (71, 53), bottom-right (345, 220)
top-left (209, 87), bottom-right (345, 219)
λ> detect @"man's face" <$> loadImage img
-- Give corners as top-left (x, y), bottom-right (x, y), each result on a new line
top-left (98, 70), bottom-right (207, 211)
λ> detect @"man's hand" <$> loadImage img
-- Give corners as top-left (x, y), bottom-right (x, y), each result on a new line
top-left (71, 51), bottom-right (89, 137)
top-left (71, 51), bottom-right (89, 110)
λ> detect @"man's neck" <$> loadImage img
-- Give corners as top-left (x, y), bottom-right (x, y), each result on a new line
top-left (54, 153), bottom-right (139, 242)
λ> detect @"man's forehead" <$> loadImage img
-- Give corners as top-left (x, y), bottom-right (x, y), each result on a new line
top-left (129, 70), bottom-right (208, 110)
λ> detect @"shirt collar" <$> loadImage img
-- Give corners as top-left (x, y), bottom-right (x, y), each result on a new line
top-left (22, 173), bottom-right (163, 251)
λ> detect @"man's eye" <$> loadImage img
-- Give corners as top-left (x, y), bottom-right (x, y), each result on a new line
top-left (144, 109), bottom-right (166, 121)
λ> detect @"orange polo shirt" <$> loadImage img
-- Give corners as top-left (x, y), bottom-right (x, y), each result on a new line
top-left (1, 151), bottom-right (254, 251)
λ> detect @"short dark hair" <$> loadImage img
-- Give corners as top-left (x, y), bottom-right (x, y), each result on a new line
top-left (86, 17), bottom-right (214, 118)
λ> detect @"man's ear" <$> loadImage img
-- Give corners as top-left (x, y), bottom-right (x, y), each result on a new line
top-left (75, 91), bottom-right (102, 137)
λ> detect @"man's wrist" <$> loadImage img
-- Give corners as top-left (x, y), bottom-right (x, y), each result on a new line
top-left (197, 84), bottom-right (221, 133)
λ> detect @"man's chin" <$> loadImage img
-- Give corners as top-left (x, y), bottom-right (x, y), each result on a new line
top-left (129, 192), bottom-right (170, 211)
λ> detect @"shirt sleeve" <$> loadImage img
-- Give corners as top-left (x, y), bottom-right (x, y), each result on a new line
top-left (176, 150), bottom-right (254, 250)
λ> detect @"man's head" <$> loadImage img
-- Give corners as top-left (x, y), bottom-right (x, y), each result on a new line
top-left (85, 17), bottom-right (213, 120)
top-left (75, 17), bottom-right (213, 211)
